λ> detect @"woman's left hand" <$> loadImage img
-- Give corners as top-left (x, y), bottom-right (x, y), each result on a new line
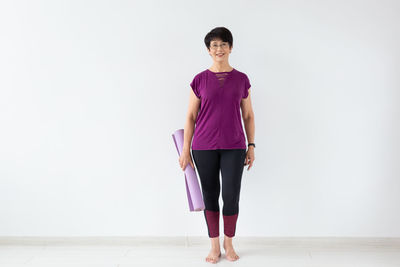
top-left (244, 147), bottom-right (255, 170)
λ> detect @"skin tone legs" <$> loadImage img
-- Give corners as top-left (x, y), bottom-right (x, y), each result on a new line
top-left (205, 235), bottom-right (240, 263)
top-left (223, 235), bottom-right (240, 261)
top-left (206, 237), bottom-right (221, 263)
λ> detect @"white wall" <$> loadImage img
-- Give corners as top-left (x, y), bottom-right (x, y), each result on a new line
top-left (0, 0), bottom-right (399, 237)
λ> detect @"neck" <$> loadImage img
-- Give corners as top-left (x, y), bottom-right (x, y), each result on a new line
top-left (209, 62), bottom-right (233, 72)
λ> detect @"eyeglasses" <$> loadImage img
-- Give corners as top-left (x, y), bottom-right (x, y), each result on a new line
top-left (210, 42), bottom-right (229, 50)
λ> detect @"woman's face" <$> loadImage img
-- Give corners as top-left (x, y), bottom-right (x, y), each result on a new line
top-left (208, 39), bottom-right (232, 63)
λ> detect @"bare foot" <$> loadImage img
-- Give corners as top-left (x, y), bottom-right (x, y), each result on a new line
top-left (205, 247), bottom-right (221, 264)
top-left (223, 237), bottom-right (240, 261)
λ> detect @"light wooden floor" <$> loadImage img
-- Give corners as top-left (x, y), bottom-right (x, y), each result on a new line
top-left (1, 237), bottom-right (399, 266)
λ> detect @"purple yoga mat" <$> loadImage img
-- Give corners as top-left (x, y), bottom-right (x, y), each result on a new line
top-left (172, 129), bottom-right (205, 212)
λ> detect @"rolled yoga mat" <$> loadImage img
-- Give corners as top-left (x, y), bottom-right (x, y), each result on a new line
top-left (172, 129), bottom-right (205, 212)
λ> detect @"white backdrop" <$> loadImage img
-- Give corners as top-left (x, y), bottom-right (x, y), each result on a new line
top-left (0, 0), bottom-right (399, 237)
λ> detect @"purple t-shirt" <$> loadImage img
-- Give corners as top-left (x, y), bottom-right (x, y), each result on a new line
top-left (190, 68), bottom-right (251, 150)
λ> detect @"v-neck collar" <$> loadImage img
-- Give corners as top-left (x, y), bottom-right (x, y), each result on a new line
top-left (207, 68), bottom-right (235, 87)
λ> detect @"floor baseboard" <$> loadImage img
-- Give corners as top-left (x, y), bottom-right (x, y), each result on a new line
top-left (1, 236), bottom-right (399, 247)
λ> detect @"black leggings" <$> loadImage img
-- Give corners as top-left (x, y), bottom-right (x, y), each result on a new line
top-left (191, 149), bottom-right (246, 238)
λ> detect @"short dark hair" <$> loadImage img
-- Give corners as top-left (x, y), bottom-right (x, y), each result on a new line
top-left (204, 27), bottom-right (233, 50)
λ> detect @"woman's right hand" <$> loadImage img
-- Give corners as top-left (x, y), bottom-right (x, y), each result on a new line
top-left (179, 151), bottom-right (195, 171)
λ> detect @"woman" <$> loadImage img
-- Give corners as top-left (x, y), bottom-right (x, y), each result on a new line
top-left (179, 27), bottom-right (255, 264)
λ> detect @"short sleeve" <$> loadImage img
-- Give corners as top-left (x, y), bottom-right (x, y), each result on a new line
top-left (242, 74), bottom-right (251, 99)
top-left (190, 75), bottom-right (201, 99)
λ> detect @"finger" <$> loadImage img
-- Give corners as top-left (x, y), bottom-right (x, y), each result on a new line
top-left (247, 160), bottom-right (252, 170)
top-left (247, 158), bottom-right (251, 165)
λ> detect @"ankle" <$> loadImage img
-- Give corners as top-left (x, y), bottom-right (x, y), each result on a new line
top-left (210, 239), bottom-right (220, 249)
top-left (211, 243), bottom-right (221, 250)
top-left (223, 242), bottom-right (233, 248)
top-left (211, 246), bottom-right (221, 251)
top-left (223, 238), bottom-right (234, 247)
top-left (224, 235), bottom-right (233, 241)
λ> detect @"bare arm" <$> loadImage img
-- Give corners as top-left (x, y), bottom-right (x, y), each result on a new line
top-left (241, 88), bottom-right (255, 170)
top-left (182, 89), bottom-right (201, 154)
top-left (241, 88), bottom-right (255, 144)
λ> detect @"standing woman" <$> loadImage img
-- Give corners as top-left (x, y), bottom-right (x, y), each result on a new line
top-left (179, 27), bottom-right (255, 264)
